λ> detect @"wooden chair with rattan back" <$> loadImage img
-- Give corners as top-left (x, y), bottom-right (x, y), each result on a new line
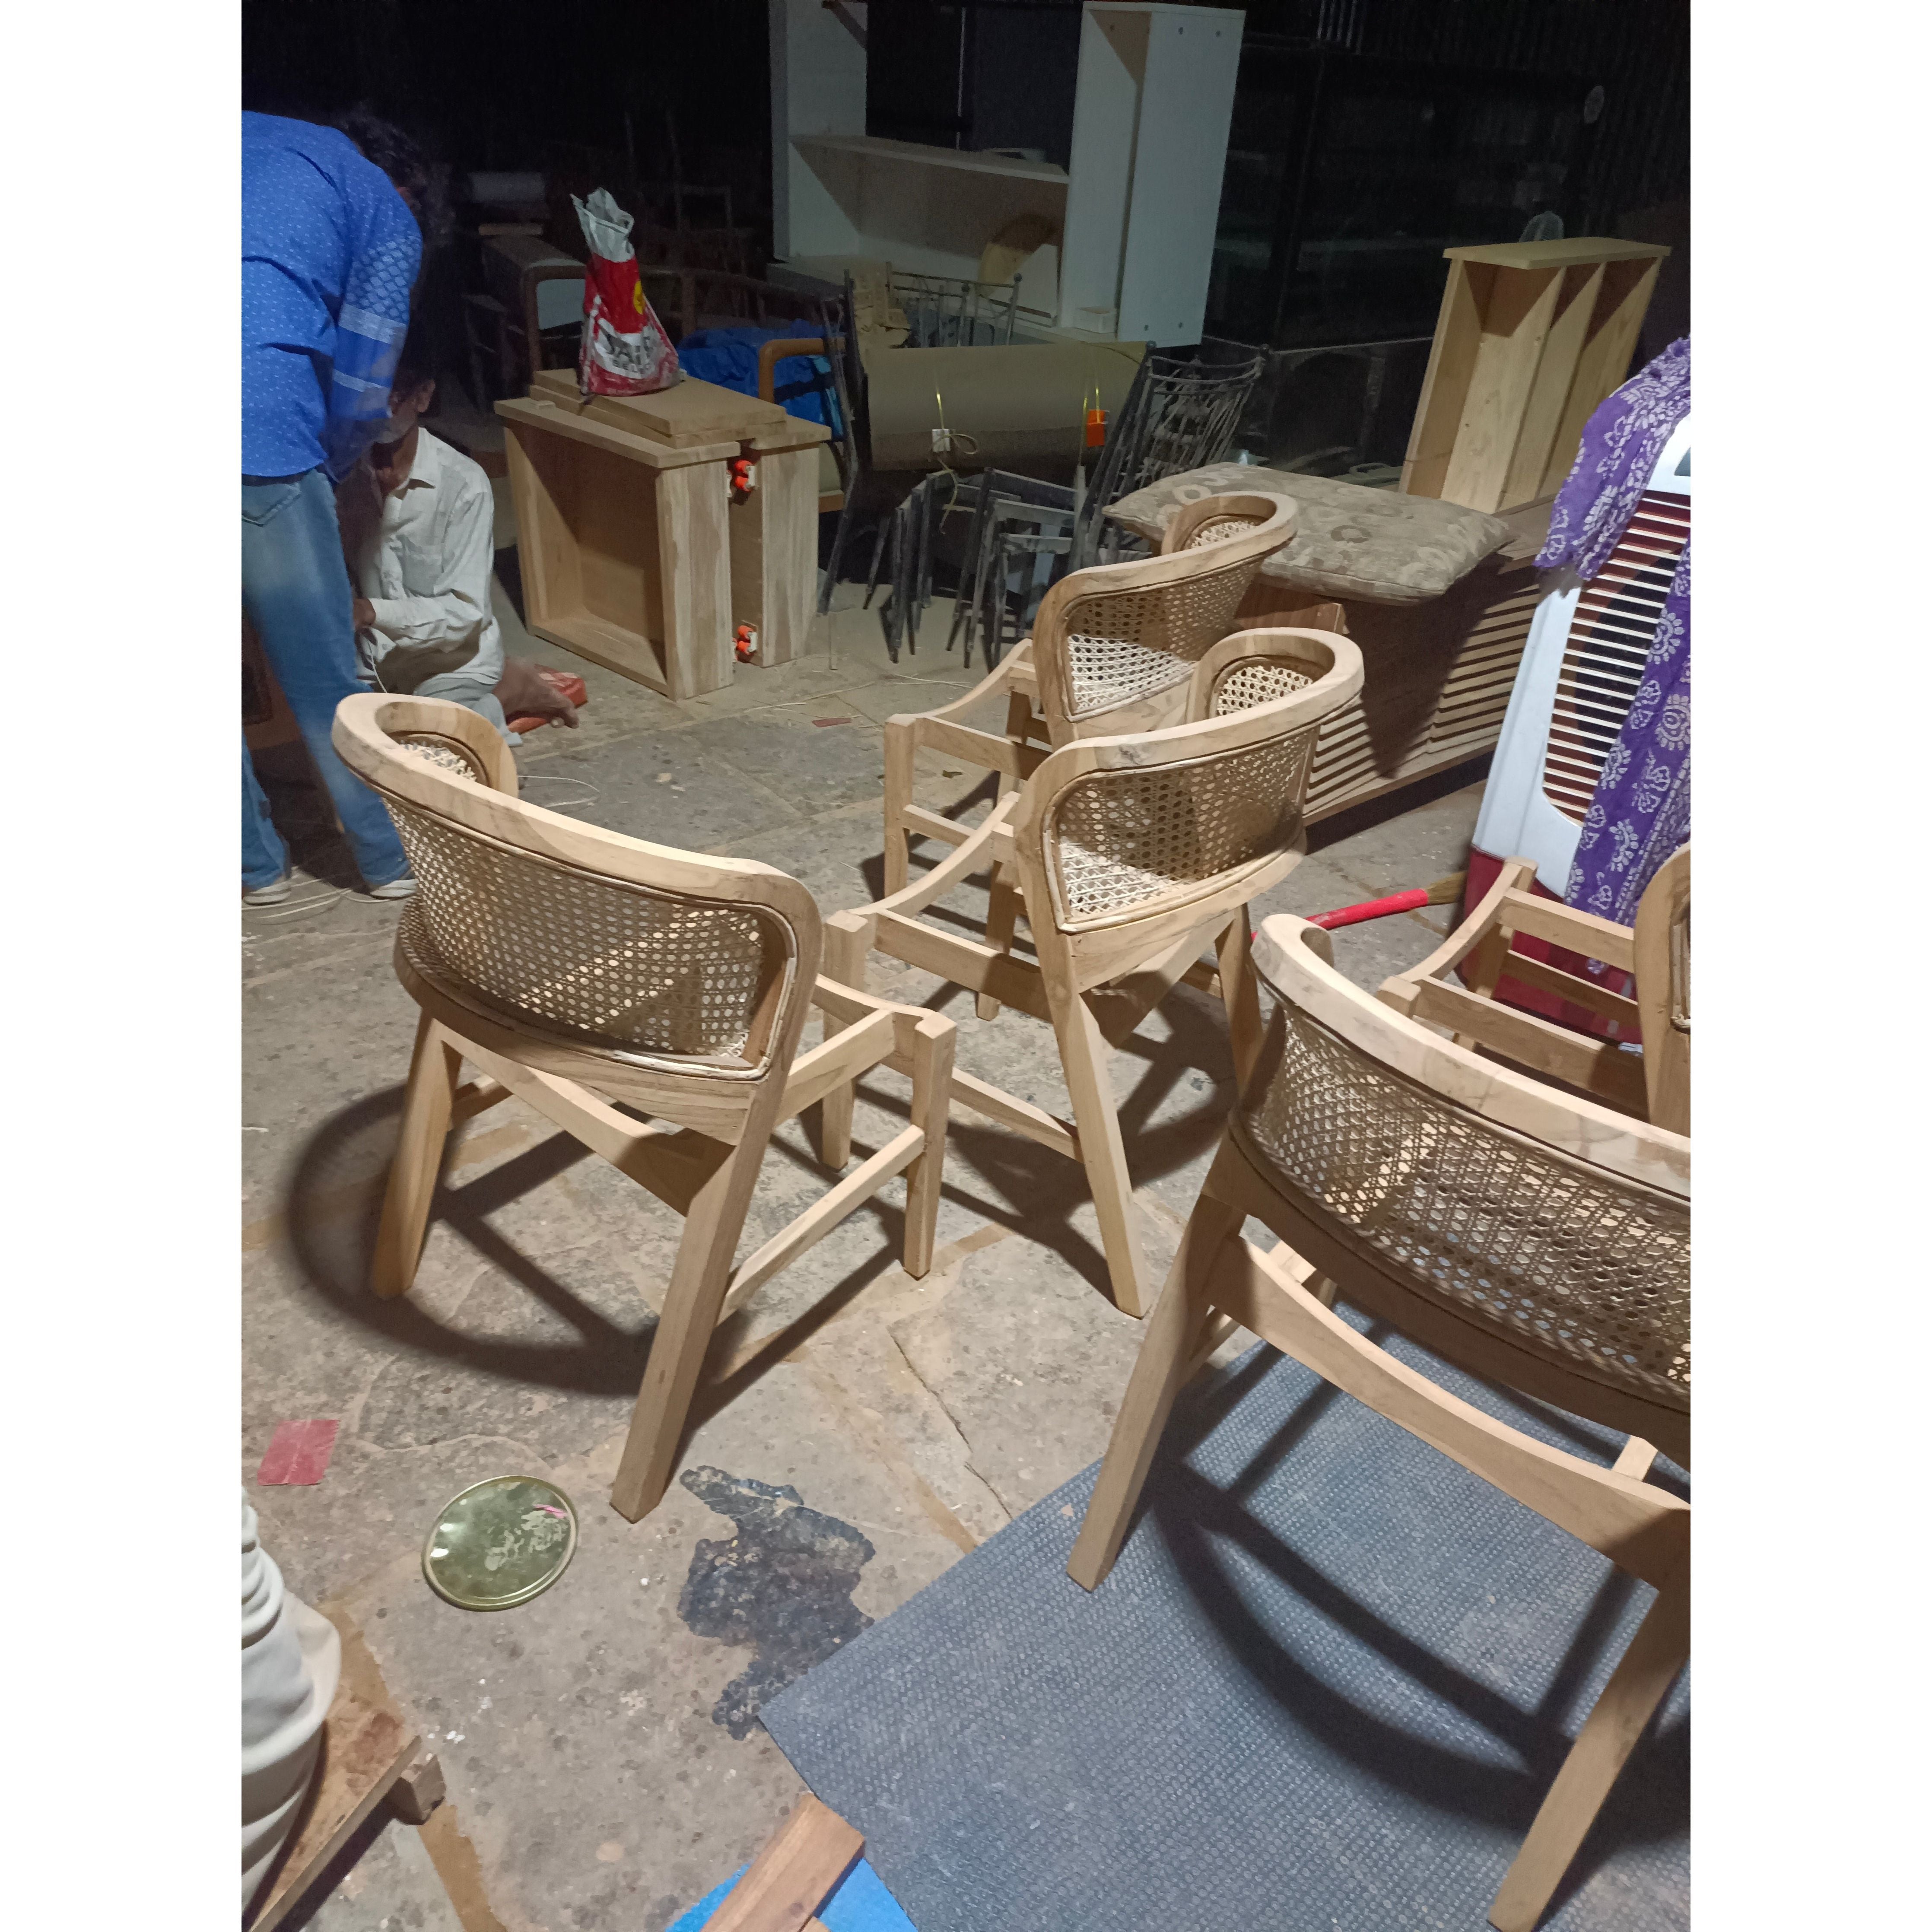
top-left (331, 695), bottom-right (956, 1523)
top-left (1069, 910), bottom-right (1690, 1932)
top-left (879, 493), bottom-right (1303, 907)
top-left (1377, 844), bottom-right (1691, 1134)
top-left (823, 625), bottom-right (1364, 1319)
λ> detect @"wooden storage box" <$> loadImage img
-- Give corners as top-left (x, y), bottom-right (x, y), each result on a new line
top-left (496, 373), bottom-right (827, 699)
top-left (1401, 238), bottom-right (1669, 514)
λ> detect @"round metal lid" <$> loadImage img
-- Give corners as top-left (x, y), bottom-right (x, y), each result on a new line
top-left (422, 1476), bottom-right (578, 1611)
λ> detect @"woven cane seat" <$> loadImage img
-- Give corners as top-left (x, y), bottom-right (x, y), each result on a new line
top-left (398, 735), bottom-right (489, 783)
top-left (1233, 989), bottom-right (1690, 1414)
top-left (385, 798), bottom-right (786, 1074)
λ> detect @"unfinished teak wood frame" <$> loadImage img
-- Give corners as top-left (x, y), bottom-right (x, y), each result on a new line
top-left (1378, 845), bottom-right (1690, 1134)
top-left (826, 624), bottom-right (1363, 1319)
top-left (332, 695), bottom-right (956, 1522)
top-left (1071, 913), bottom-right (1690, 1932)
top-left (497, 375), bottom-right (828, 695)
top-left (1401, 238), bottom-right (1671, 514)
top-left (878, 493), bottom-right (1301, 1025)
top-left (880, 495), bottom-right (1299, 890)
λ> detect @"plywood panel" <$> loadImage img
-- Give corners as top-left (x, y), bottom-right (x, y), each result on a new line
top-left (1060, 6), bottom-right (1148, 327)
top-left (1115, 9), bottom-right (1245, 345)
top-left (1541, 257), bottom-right (1665, 496)
top-left (732, 444), bottom-right (819, 667)
top-left (561, 437), bottom-right (662, 641)
top-left (502, 422), bottom-right (585, 632)
top-left (1441, 266), bottom-right (1563, 511)
top-left (1500, 263), bottom-right (1602, 510)
top-left (1401, 261), bottom-right (1493, 499)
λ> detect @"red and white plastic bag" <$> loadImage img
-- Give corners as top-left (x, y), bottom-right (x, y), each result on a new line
top-left (571, 187), bottom-right (680, 396)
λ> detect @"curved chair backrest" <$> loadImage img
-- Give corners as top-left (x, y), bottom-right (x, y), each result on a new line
top-left (1030, 493), bottom-right (1296, 747)
top-left (1632, 844), bottom-right (1690, 1134)
top-left (333, 695), bottom-right (821, 1118)
top-left (1011, 629), bottom-right (1362, 992)
top-left (1240, 913), bottom-right (1690, 1460)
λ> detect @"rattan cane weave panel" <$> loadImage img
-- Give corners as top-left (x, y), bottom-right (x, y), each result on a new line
top-left (385, 798), bottom-right (783, 1070)
top-left (1062, 557), bottom-right (1266, 721)
top-left (1211, 658), bottom-right (1314, 716)
top-left (1049, 735), bottom-right (1309, 925)
top-left (1235, 995), bottom-right (1690, 1408)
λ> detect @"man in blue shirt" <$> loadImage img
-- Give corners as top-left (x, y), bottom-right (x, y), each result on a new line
top-left (242, 110), bottom-right (431, 902)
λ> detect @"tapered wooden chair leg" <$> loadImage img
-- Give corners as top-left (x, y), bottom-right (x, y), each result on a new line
top-left (1216, 909), bottom-right (1263, 1090)
top-left (609, 1134), bottom-right (770, 1522)
top-left (372, 1015), bottom-right (463, 1300)
top-left (882, 719), bottom-right (916, 896)
top-left (1488, 1580), bottom-right (1691, 1932)
top-left (1053, 988), bottom-right (1153, 1319)
top-left (978, 852), bottom-right (1024, 1023)
top-left (900, 1015), bottom-right (955, 1279)
top-left (817, 916), bottom-right (870, 1169)
top-left (976, 691), bottom-right (1036, 1021)
top-left (1068, 1188), bottom-right (1242, 1589)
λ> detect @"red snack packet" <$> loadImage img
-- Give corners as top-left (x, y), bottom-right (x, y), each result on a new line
top-left (572, 188), bottom-right (679, 396)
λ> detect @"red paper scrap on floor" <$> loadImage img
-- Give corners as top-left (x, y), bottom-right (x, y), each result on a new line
top-left (257, 1419), bottom-right (340, 1485)
top-left (813, 717), bottom-right (853, 728)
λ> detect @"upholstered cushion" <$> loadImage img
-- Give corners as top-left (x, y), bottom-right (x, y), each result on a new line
top-left (1105, 464), bottom-right (1512, 607)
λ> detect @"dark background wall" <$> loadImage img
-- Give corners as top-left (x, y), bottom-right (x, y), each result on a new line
top-left (242, 0), bottom-right (775, 222)
top-left (243, 0), bottom-right (1687, 359)
top-left (1213, 0), bottom-right (1690, 349)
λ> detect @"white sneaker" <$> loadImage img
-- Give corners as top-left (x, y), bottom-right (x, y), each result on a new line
top-left (369, 876), bottom-right (418, 900)
top-left (243, 875), bottom-right (292, 906)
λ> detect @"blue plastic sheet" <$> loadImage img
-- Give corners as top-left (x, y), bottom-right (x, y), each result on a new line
top-left (676, 323), bottom-right (842, 433)
top-left (668, 1854), bottom-right (916, 1930)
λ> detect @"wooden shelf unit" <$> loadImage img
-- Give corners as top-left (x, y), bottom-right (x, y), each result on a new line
top-left (1401, 238), bottom-right (1670, 514)
top-left (771, 2), bottom-right (1244, 345)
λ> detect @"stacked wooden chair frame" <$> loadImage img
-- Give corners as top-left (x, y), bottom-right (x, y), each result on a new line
top-left (1379, 845), bottom-right (1690, 1135)
top-left (332, 695), bottom-right (956, 1522)
top-left (825, 494), bottom-right (1366, 1317)
top-left (877, 493), bottom-right (1299, 902)
top-left (1069, 877), bottom-right (1690, 1932)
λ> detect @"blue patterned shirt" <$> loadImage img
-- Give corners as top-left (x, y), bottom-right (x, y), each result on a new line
top-left (242, 112), bottom-right (420, 481)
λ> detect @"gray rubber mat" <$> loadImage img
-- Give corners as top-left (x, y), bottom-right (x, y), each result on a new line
top-left (763, 1327), bottom-right (1688, 1932)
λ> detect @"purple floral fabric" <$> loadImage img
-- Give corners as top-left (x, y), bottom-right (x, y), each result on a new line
top-left (1567, 543), bottom-right (1690, 925)
top-left (1535, 339), bottom-right (1691, 924)
top-left (1538, 337), bottom-right (1690, 579)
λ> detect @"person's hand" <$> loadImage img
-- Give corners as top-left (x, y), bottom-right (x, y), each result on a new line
top-left (495, 658), bottom-right (579, 728)
top-left (351, 597), bottom-right (377, 631)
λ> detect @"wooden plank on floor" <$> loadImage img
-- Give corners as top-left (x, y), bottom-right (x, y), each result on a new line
top-left (248, 1691), bottom-right (418, 1932)
top-left (705, 1794), bottom-right (865, 1932)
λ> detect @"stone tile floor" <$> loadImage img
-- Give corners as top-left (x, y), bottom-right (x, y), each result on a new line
top-left (245, 547), bottom-right (1487, 1932)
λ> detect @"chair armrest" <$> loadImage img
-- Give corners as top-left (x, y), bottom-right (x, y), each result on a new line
top-left (783, 974), bottom-right (956, 1122)
top-left (1377, 858), bottom-right (1538, 1014)
top-left (758, 336), bottom-right (839, 403)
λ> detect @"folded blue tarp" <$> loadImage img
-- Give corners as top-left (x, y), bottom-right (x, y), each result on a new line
top-left (676, 323), bottom-right (842, 434)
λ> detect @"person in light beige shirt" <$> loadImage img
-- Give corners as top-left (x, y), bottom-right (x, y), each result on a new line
top-left (336, 341), bottom-right (512, 734)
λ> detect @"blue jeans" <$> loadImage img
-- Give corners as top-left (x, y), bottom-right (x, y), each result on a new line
top-left (242, 469), bottom-right (409, 889)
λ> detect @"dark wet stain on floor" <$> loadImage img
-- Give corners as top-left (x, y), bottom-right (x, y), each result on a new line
top-left (677, 1465), bottom-right (876, 1738)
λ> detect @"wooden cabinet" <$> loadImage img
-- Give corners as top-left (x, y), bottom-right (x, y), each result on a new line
top-left (496, 374), bottom-right (828, 699)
